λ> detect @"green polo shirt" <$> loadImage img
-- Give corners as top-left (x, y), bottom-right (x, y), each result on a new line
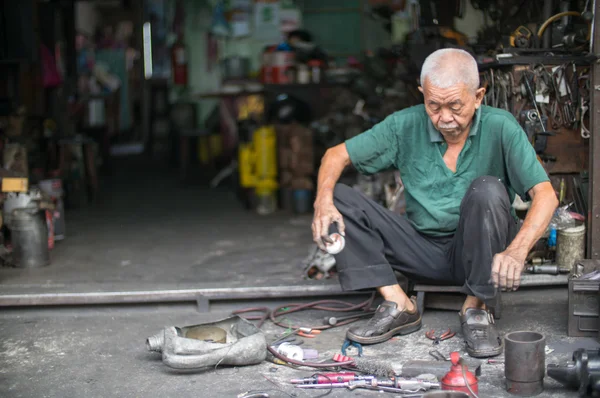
top-left (344, 104), bottom-right (549, 236)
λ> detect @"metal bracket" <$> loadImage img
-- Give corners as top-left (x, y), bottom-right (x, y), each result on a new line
top-left (196, 295), bottom-right (210, 313)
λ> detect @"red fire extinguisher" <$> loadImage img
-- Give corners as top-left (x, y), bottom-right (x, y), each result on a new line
top-left (171, 36), bottom-right (188, 86)
top-left (441, 352), bottom-right (479, 397)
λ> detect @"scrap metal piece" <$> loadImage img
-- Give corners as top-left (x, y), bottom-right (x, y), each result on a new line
top-left (146, 315), bottom-right (267, 369)
top-left (525, 264), bottom-right (570, 275)
top-left (398, 360), bottom-right (482, 378)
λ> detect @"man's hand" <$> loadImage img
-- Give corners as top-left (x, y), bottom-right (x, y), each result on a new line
top-left (312, 200), bottom-right (345, 251)
top-left (491, 249), bottom-right (528, 291)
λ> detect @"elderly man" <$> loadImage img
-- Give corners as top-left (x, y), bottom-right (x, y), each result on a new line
top-left (311, 48), bottom-right (558, 358)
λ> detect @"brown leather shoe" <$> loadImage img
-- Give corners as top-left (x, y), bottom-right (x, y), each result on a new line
top-left (346, 298), bottom-right (421, 344)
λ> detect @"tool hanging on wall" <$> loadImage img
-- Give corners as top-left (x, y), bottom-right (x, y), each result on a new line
top-left (519, 71), bottom-right (556, 156)
top-left (481, 69), bottom-right (513, 112)
top-left (510, 26), bottom-right (535, 48)
top-left (578, 71), bottom-right (591, 139)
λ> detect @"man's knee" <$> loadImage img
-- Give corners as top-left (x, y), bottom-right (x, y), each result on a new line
top-left (465, 176), bottom-right (509, 206)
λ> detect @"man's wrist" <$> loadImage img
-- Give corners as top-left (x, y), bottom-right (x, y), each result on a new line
top-left (504, 245), bottom-right (528, 262)
top-left (315, 188), bottom-right (334, 205)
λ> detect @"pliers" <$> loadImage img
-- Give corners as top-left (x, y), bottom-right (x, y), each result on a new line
top-left (341, 339), bottom-right (363, 357)
top-left (425, 328), bottom-right (456, 345)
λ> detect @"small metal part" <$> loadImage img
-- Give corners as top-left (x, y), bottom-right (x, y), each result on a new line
top-left (525, 264), bottom-right (570, 275)
top-left (528, 257), bottom-right (551, 266)
top-left (325, 311), bottom-right (376, 326)
top-left (238, 393), bottom-right (269, 398)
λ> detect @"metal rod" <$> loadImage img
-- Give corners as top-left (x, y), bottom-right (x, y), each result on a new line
top-left (589, 0), bottom-right (600, 259)
top-left (543, 0), bottom-right (554, 49)
top-left (0, 285), bottom-right (367, 307)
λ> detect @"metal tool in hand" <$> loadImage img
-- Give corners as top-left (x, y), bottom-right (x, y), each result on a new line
top-left (324, 311), bottom-right (376, 326)
top-left (425, 328), bottom-right (456, 345)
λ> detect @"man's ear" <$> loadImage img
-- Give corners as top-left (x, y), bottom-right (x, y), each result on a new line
top-left (418, 86), bottom-right (424, 94)
top-left (474, 87), bottom-right (486, 109)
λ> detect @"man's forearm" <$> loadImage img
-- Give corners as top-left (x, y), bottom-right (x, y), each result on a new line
top-left (315, 144), bottom-right (351, 204)
top-left (507, 183), bottom-right (558, 257)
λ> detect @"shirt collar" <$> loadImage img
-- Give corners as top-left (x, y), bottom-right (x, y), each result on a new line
top-left (427, 107), bottom-right (482, 143)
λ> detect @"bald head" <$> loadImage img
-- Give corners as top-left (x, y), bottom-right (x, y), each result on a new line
top-left (420, 49), bottom-right (480, 93)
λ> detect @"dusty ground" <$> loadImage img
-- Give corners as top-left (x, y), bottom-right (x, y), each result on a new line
top-left (0, 287), bottom-right (595, 398)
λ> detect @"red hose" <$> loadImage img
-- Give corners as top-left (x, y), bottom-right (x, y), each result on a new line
top-left (233, 293), bottom-right (376, 368)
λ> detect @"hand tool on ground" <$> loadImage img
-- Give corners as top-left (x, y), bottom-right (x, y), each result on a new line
top-left (425, 328), bottom-right (456, 345)
top-left (324, 311), bottom-right (377, 326)
top-left (290, 372), bottom-right (375, 384)
top-left (238, 392), bottom-right (269, 398)
top-left (487, 359), bottom-right (504, 365)
top-left (429, 349), bottom-right (450, 361)
top-left (297, 329), bottom-right (321, 338)
top-left (399, 360), bottom-right (482, 378)
top-left (295, 377), bottom-right (440, 393)
top-left (271, 336), bottom-right (303, 346)
top-left (341, 339), bottom-right (363, 356)
top-left (270, 327), bottom-right (318, 345)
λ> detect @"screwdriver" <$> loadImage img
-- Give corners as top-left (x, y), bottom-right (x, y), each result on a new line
top-left (290, 372), bottom-right (375, 384)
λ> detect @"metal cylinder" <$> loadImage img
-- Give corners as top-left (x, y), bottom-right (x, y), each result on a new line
top-left (146, 334), bottom-right (163, 352)
top-left (9, 209), bottom-right (50, 268)
top-left (505, 331), bottom-right (546, 396)
top-left (422, 392), bottom-right (470, 398)
top-left (557, 224), bottom-right (586, 273)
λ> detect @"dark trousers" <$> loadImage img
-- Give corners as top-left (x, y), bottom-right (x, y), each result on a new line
top-left (332, 176), bottom-right (518, 305)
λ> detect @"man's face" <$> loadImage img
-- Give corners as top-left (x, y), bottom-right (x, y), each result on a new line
top-left (419, 79), bottom-right (485, 141)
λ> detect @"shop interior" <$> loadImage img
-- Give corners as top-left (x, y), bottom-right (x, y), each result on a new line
top-left (1, 0), bottom-right (600, 397)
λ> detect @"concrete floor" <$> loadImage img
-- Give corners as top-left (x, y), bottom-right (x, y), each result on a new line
top-left (0, 157), bottom-right (318, 294)
top-left (0, 158), bottom-right (595, 397)
top-left (0, 288), bottom-right (595, 397)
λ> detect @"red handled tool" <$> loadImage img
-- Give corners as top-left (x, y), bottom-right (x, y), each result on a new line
top-left (290, 372), bottom-right (375, 384)
top-left (425, 328), bottom-right (456, 345)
